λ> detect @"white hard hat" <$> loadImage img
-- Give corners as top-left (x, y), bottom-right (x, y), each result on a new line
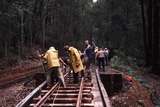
top-left (49, 46), bottom-right (56, 51)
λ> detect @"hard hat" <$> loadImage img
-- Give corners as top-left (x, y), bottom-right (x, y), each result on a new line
top-left (49, 46), bottom-right (56, 51)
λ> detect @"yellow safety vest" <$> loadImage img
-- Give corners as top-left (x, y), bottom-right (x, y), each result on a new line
top-left (43, 49), bottom-right (60, 69)
top-left (68, 47), bottom-right (84, 73)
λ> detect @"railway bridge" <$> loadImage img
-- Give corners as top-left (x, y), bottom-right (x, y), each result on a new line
top-left (16, 66), bottom-right (114, 107)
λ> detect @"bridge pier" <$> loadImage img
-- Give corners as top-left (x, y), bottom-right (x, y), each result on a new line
top-left (100, 71), bottom-right (122, 96)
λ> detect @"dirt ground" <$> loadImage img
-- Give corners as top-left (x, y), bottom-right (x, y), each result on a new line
top-left (110, 68), bottom-right (160, 107)
top-left (139, 72), bottom-right (160, 106)
top-left (0, 59), bottom-right (40, 107)
top-left (110, 78), bottom-right (154, 107)
top-left (0, 82), bottom-right (34, 107)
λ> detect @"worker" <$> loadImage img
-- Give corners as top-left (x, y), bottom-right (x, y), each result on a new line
top-left (84, 40), bottom-right (92, 69)
top-left (39, 47), bottom-right (66, 87)
top-left (104, 48), bottom-right (109, 66)
top-left (80, 52), bottom-right (87, 70)
top-left (64, 45), bottom-right (84, 83)
top-left (94, 46), bottom-right (99, 65)
top-left (96, 48), bottom-right (105, 72)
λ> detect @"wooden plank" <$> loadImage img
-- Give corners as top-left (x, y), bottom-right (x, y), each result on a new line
top-left (34, 94), bottom-right (78, 99)
top-left (55, 90), bottom-right (91, 93)
top-left (96, 69), bottom-right (112, 107)
top-left (33, 94), bottom-right (93, 101)
top-left (16, 81), bottom-right (47, 107)
top-left (50, 93), bottom-right (93, 99)
top-left (91, 71), bottom-right (104, 107)
top-left (30, 103), bottom-right (94, 107)
top-left (67, 83), bottom-right (93, 86)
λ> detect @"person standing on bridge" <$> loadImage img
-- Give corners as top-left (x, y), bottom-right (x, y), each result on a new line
top-left (94, 46), bottom-right (99, 65)
top-left (39, 47), bottom-right (66, 87)
top-left (64, 45), bottom-right (84, 83)
top-left (104, 48), bottom-right (109, 66)
top-left (96, 48), bottom-right (105, 72)
top-left (84, 40), bottom-right (93, 70)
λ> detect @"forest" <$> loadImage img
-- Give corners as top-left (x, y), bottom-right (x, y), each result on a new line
top-left (0, 0), bottom-right (160, 107)
top-left (0, 0), bottom-right (159, 73)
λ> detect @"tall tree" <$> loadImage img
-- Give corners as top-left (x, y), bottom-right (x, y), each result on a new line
top-left (152, 0), bottom-right (160, 72)
top-left (140, 0), bottom-right (148, 65)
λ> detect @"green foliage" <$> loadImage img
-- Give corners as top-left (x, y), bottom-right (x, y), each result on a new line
top-left (91, 0), bottom-right (144, 59)
top-left (110, 50), bottom-right (139, 75)
top-left (0, 0), bottom-right (148, 68)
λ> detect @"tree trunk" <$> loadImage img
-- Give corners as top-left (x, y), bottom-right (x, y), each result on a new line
top-left (152, 0), bottom-right (160, 73)
top-left (20, 9), bottom-right (24, 56)
top-left (30, 17), bottom-right (33, 48)
top-left (146, 0), bottom-right (153, 66)
top-left (140, 0), bottom-right (149, 66)
top-left (4, 41), bottom-right (8, 57)
top-left (42, 16), bottom-right (46, 49)
top-left (41, 0), bottom-right (49, 49)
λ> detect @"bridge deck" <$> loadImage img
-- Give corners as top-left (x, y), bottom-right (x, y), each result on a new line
top-left (16, 67), bottom-right (111, 107)
top-left (91, 71), bottom-right (104, 107)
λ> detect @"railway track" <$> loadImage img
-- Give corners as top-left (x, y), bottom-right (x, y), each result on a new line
top-left (0, 65), bottom-right (43, 87)
top-left (17, 68), bottom-right (111, 107)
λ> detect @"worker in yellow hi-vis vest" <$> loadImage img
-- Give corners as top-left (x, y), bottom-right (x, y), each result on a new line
top-left (64, 45), bottom-right (84, 83)
top-left (39, 47), bottom-right (66, 87)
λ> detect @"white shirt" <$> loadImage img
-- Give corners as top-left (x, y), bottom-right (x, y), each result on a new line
top-left (97, 50), bottom-right (105, 58)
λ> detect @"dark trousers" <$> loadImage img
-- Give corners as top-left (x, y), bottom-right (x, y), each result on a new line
top-left (47, 67), bottom-right (59, 86)
top-left (98, 57), bottom-right (105, 72)
top-left (73, 72), bottom-right (78, 83)
top-left (47, 67), bottom-right (66, 87)
top-left (73, 70), bottom-right (84, 83)
top-left (105, 56), bottom-right (108, 66)
top-left (86, 57), bottom-right (92, 69)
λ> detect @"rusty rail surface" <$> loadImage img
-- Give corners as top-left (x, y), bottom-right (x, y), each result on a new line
top-left (33, 72), bottom-right (69, 107)
top-left (16, 81), bottom-right (47, 107)
top-left (16, 72), bottom-right (68, 107)
top-left (34, 83), bottom-right (59, 107)
top-left (76, 77), bottom-right (84, 107)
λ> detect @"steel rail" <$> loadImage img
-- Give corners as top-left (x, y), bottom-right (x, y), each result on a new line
top-left (34, 72), bottom-right (69, 107)
top-left (76, 77), bottom-right (84, 107)
top-left (0, 66), bottom-right (42, 87)
top-left (34, 82), bottom-right (59, 107)
top-left (16, 81), bottom-right (47, 107)
top-left (16, 70), bottom-right (68, 107)
top-left (17, 66), bottom-right (110, 107)
top-left (52, 83), bottom-right (61, 104)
